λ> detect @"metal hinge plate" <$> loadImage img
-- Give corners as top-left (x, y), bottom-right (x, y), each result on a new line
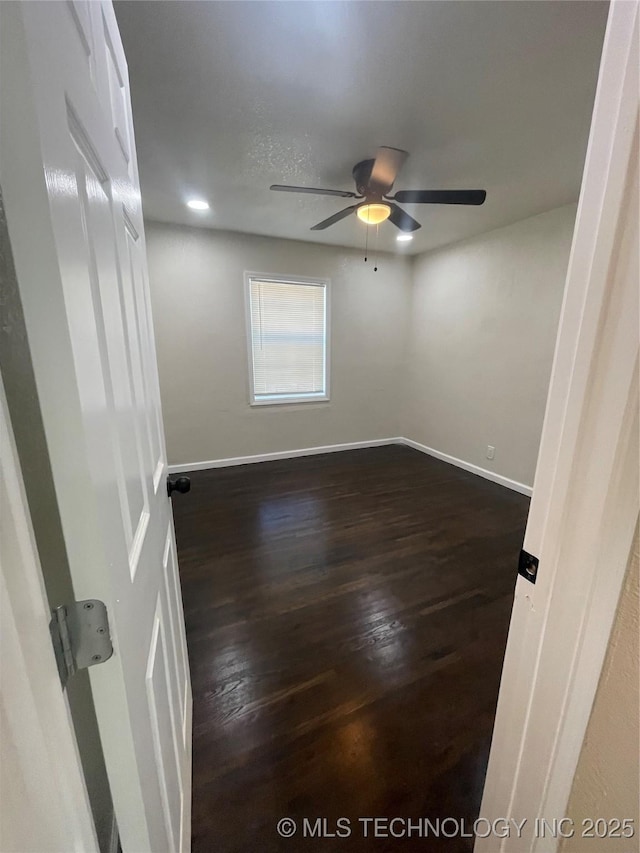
top-left (50, 600), bottom-right (113, 688)
top-left (518, 549), bottom-right (539, 584)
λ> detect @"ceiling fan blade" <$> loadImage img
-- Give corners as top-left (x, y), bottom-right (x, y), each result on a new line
top-left (391, 189), bottom-right (487, 205)
top-left (388, 203), bottom-right (421, 232)
top-left (310, 205), bottom-right (358, 230)
top-left (270, 184), bottom-right (357, 199)
top-left (369, 147), bottom-right (409, 195)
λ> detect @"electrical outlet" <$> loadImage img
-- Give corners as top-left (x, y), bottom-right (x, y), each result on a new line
top-left (486, 445), bottom-right (495, 460)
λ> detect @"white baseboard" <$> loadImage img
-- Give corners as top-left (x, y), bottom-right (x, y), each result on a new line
top-left (168, 436), bottom-right (532, 497)
top-left (400, 437), bottom-right (533, 496)
top-left (167, 438), bottom-right (402, 473)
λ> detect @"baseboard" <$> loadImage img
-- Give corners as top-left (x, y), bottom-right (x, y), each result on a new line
top-left (167, 438), bottom-right (402, 473)
top-left (168, 435), bottom-right (533, 497)
top-left (400, 437), bottom-right (533, 496)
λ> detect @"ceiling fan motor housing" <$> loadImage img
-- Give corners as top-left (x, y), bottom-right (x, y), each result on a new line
top-left (352, 159), bottom-right (376, 196)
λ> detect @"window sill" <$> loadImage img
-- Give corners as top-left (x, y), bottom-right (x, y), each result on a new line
top-left (250, 394), bottom-right (330, 407)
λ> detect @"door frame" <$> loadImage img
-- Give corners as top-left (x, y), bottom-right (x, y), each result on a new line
top-left (0, 372), bottom-right (99, 853)
top-left (477, 2), bottom-right (639, 850)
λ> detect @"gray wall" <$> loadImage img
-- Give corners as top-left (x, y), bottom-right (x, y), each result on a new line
top-left (403, 204), bottom-right (576, 486)
top-left (146, 205), bottom-right (576, 487)
top-left (145, 223), bottom-right (412, 465)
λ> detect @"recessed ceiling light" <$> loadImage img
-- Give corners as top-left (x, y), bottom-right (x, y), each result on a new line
top-left (186, 199), bottom-right (209, 211)
top-left (396, 234), bottom-right (413, 242)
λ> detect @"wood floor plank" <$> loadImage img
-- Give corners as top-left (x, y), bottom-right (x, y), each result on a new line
top-left (172, 445), bottom-right (529, 852)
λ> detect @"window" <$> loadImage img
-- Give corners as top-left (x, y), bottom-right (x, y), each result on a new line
top-left (245, 274), bottom-right (329, 405)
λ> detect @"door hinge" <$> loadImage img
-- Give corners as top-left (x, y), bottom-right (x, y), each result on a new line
top-left (49, 600), bottom-right (113, 688)
top-left (518, 549), bottom-right (539, 584)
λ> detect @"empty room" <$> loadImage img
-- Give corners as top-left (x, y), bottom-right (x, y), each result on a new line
top-left (1, 2), bottom-right (638, 853)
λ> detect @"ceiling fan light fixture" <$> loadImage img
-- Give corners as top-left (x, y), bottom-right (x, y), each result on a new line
top-left (356, 202), bottom-right (391, 225)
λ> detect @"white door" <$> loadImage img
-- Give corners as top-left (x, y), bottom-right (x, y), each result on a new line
top-left (0, 3), bottom-right (192, 851)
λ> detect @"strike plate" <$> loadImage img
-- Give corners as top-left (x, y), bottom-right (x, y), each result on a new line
top-left (518, 550), bottom-right (539, 585)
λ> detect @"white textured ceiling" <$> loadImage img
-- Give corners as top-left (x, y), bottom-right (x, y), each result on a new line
top-left (115, 1), bottom-right (608, 255)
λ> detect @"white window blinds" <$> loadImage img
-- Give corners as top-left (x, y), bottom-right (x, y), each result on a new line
top-left (248, 277), bottom-right (328, 403)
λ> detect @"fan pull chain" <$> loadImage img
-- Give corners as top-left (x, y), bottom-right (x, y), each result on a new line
top-left (364, 223), bottom-right (369, 262)
top-left (374, 223), bottom-right (379, 272)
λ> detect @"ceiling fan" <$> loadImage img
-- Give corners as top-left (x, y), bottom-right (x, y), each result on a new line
top-left (270, 147), bottom-right (486, 233)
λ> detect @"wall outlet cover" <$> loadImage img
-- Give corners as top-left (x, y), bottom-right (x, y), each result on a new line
top-left (486, 445), bottom-right (495, 460)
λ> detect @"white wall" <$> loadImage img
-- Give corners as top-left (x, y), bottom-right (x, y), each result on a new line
top-left (145, 223), bottom-right (412, 465)
top-left (403, 204), bottom-right (577, 487)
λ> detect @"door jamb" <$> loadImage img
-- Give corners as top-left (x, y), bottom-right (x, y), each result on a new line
top-left (0, 373), bottom-right (99, 852)
top-left (476, 2), bottom-right (639, 850)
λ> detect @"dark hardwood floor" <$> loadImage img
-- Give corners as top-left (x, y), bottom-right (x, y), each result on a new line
top-left (172, 445), bottom-right (529, 852)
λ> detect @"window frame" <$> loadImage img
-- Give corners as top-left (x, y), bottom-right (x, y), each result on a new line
top-left (244, 271), bottom-right (331, 407)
